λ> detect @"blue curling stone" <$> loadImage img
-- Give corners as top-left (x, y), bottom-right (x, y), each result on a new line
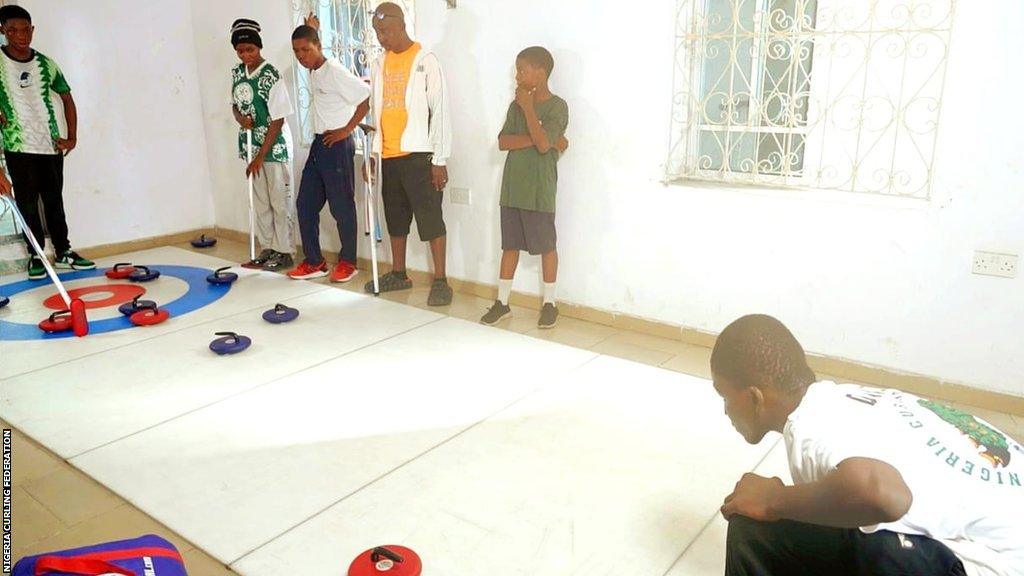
top-left (262, 303), bottom-right (299, 324)
top-left (210, 332), bottom-right (251, 355)
top-left (191, 234), bottom-right (217, 248)
top-left (119, 297), bottom-right (157, 316)
top-left (207, 266), bottom-right (238, 285)
top-left (129, 266), bottom-right (161, 282)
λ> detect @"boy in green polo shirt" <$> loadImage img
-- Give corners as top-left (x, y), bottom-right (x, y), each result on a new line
top-left (230, 18), bottom-right (295, 271)
top-left (481, 46), bottom-right (569, 329)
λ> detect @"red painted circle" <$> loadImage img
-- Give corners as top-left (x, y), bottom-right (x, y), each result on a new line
top-left (43, 285), bottom-right (146, 311)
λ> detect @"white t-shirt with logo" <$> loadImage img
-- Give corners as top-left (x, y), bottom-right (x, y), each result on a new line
top-left (786, 381), bottom-right (1024, 576)
top-left (308, 59), bottom-right (370, 136)
top-left (0, 49), bottom-right (70, 155)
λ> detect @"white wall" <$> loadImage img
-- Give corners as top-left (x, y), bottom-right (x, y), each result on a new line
top-left (193, 1), bottom-right (1023, 397)
top-left (18, 0), bottom-right (214, 247)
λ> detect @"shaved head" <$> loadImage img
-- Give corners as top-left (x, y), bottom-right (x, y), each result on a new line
top-left (711, 314), bottom-right (816, 394)
top-left (372, 2), bottom-right (412, 52)
top-left (373, 2), bottom-right (406, 28)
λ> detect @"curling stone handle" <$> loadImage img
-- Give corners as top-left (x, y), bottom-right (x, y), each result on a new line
top-left (371, 547), bottom-right (404, 564)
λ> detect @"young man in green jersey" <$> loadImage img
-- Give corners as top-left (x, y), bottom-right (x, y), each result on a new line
top-left (230, 18), bottom-right (296, 271)
top-left (0, 5), bottom-right (92, 280)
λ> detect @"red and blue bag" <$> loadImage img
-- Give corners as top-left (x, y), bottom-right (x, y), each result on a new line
top-left (13, 534), bottom-right (188, 576)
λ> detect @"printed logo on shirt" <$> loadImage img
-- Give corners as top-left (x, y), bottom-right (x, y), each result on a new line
top-left (383, 65), bottom-right (408, 110)
top-left (918, 399), bottom-right (1012, 468)
top-left (846, 388), bottom-right (1024, 489)
top-left (18, 71), bottom-right (30, 88)
top-left (233, 83), bottom-right (254, 114)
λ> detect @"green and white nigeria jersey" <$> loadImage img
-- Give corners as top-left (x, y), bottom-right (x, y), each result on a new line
top-left (232, 61), bottom-right (291, 163)
top-left (0, 49), bottom-right (70, 155)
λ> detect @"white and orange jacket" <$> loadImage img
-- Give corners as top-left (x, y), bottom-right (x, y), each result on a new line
top-left (370, 47), bottom-right (452, 166)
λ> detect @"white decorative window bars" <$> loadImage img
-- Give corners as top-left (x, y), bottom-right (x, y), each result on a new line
top-left (666, 0), bottom-right (955, 198)
top-left (290, 0), bottom-right (415, 146)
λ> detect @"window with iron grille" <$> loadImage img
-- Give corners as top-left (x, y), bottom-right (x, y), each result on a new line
top-left (290, 0), bottom-right (416, 146)
top-left (666, 0), bottom-right (955, 198)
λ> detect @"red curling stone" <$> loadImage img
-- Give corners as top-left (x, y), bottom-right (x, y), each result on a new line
top-left (130, 308), bottom-right (171, 326)
top-left (105, 262), bottom-right (136, 279)
top-left (39, 310), bottom-right (74, 333)
top-left (348, 546), bottom-right (421, 576)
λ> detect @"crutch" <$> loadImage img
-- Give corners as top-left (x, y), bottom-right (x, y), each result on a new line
top-left (245, 128), bottom-right (256, 263)
top-left (0, 195), bottom-right (89, 336)
top-left (359, 123), bottom-right (381, 295)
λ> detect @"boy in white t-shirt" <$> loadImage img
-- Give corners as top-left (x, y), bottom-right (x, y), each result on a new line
top-left (287, 21), bottom-right (370, 283)
top-left (710, 314), bottom-right (1024, 576)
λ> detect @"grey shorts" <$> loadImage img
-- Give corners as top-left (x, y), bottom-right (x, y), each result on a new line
top-left (500, 206), bottom-right (556, 255)
top-left (381, 153), bottom-right (446, 241)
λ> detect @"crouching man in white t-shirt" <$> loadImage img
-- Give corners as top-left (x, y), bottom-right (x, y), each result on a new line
top-left (711, 314), bottom-right (1024, 576)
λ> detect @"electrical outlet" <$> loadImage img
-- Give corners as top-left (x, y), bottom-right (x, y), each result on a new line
top-left (997, 254), bottom-right (1018, 278)
top-left (972, 251), bottom-right (1018, 278)
top-left (450, 187), bottom-right (471, 205)
top-left (972, 251), bottom-right (998, 275)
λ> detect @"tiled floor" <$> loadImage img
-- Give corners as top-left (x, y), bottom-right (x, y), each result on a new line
top-left (5, 238), bottom-right (1022, 575)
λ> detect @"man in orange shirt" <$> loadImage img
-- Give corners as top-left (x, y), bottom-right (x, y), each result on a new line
top-left (364, 2), bottom-right (453, 306)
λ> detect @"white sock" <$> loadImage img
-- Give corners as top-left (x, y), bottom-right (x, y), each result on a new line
top-left (543, 282), bottom-right (556, 305)
top-left (498, 279), bottom-right (512, 305)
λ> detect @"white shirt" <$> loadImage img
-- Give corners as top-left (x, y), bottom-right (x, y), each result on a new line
top-left (786, 381), bottom-right (1024, 576)
top-left (308, 58), bottom-right (370, 135)
top-left (1, 50), bottom-right (61, 155)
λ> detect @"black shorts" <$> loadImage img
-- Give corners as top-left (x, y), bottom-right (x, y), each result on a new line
top-left (500, 206), bottom-right (556, 255)
top-left (381, 153), bottom-right (446, 241)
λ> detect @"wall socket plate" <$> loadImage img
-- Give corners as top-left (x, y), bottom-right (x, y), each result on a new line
top-left (972, 251), bottom-right (1018, 278)
top-left (450, 187), bottom-right (471, 205)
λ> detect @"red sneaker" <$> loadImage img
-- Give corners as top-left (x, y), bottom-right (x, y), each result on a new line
top-left (287, 260), bottom-right (328, 280)
top-left (330, 260), bottom-right (358, 283)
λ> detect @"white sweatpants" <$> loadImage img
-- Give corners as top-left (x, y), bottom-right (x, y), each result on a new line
top-left (251, 161), bottom-right (295, 255)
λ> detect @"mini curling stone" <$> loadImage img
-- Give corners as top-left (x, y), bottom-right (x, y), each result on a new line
top-left (348, 546), bottom-right (421, 576)
top-left (191, 234), bottom-right (217, 248)
top-left (129, 301), bottom-right (171, 326)
top-left (262, 303), bottom-right (299, 324)
top-left (105, 262), bottom-right (136, 279)
top-left (210, 331), bottom-right (251, 355)
top-left (38, 310), bottom-right (74, 333)
top-left (207, 266), bottom-right (238, 285)
top-left (119, 294), bottom-right (157, 316)
top-left (129, 265), bottom-right (160, 282)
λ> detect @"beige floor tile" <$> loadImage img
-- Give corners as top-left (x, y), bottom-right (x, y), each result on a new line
top-left (524, 316), bottom-right (618, 349)
top-left (1006, 423), bottom-right (1023, 445)
top-left (591, 337), bottom-right (675, 367)
top-left (950, 403), bottom-right (1018, 436)
top-left (379, 285), bottom-right (430, 307)
top-left (660, 345), bottom-right (713, 380)
top-left (599, 330), bottom-right (696, 357)
top-left (11, 487), bottom-right (63, 556)
top-left (22, 467), bottom-right (125, 526)
top-left (183, 547), bottom-right (241, 575)
top-left (16, 503), bottom-right (196, 561)
top-left (811, 373), bottom-right (868, 385)
top-left (8, 428), bottom-right (65, 487)
top-left (442, 294), bottom-right (503, 323)
top-left (495, 304), bottom-right (543, 334)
